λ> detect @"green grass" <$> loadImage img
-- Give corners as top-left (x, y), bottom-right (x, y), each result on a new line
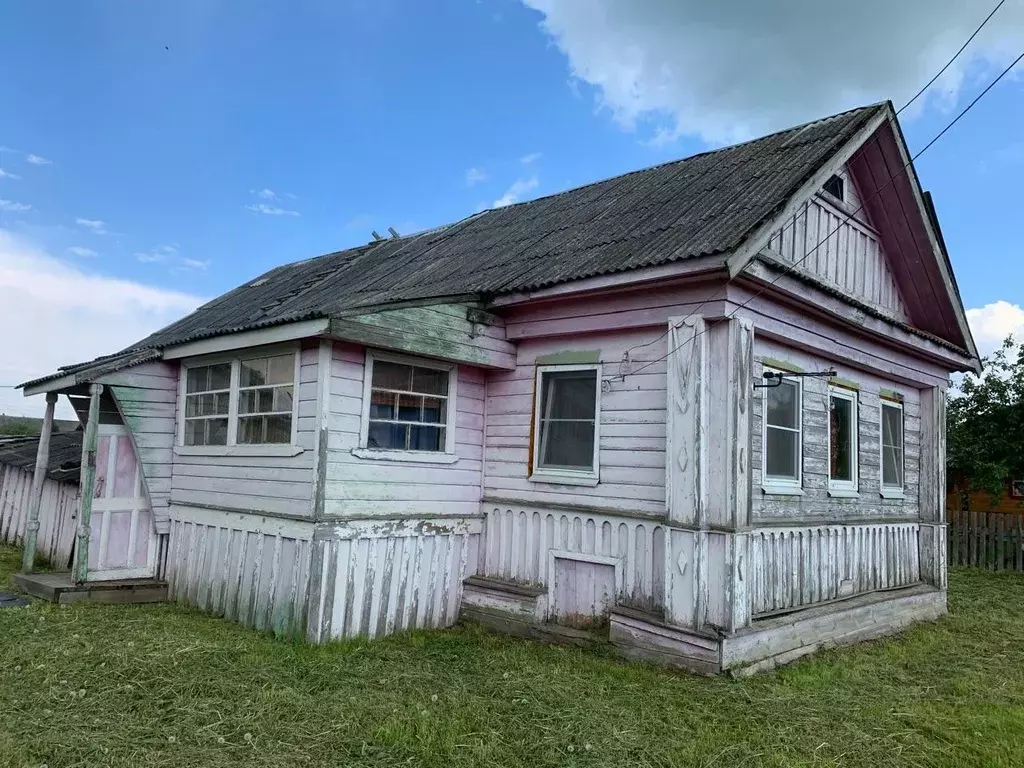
top-left (2, 545), bottom-right (1024, 768)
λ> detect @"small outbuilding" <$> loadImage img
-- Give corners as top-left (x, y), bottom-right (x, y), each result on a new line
top-left (17, 101), bottom-right (978, 672)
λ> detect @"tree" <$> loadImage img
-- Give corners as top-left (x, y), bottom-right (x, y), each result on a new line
top-left (947, 336), bottom-right (1024, 498)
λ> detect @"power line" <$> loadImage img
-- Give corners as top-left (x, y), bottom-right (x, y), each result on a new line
top-left (614, 0), bottom-right (1009, 375)
top-left (627, 45), bottom-right (1024, 380)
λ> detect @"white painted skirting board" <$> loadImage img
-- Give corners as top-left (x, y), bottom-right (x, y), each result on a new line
top-left (310, 522), bottom-right (480, 642)
top-left (748, 522), bottom-right (921, 617)
top-left (166, 506), bottom-right (314, 639)
top-left (482, 504), bottom-right (665, 611)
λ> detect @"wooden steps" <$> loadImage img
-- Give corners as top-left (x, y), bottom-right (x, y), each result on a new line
top-left (13, 571), bottom-right (168, 605)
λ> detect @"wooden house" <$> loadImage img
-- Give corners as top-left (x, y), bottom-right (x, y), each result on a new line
top-left (17, 102), bottom-right (979, 673)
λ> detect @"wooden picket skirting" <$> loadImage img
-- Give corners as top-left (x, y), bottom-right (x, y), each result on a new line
top-left (948, 508), bottom-right (1024, 572)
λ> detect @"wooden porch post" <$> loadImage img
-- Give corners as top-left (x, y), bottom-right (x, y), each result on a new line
top-left (21, 392), bottom-right (58, 574)
top-left (72, 383), bottom-right (103, 584)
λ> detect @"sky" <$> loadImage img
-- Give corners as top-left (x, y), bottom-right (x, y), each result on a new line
top-left (1, 0), bottom-right (1023, 419)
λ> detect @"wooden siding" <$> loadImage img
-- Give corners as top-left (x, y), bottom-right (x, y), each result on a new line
top-left (166, 506), bottom-right (313, 638)
top-left (766, 193), bottom-right (909, 321)
top-left (481, 504), bottom-right (666, 613)
top-left (748, 522), bottom-right (921, 617)
top-left (170, 344), bottom-right (319, 518)
top-left (751, 338), bottom-right (921, 522)
top-left (484, 330), bottom-right (668, 517)
top-left (0, 463), bottom-right (76, 568)
top-left (311, 522), bottom-right (480, 640)
top-left (323, 342), bottom-right (485, 518)
top-left (102, 361), bottom-right (178, 531)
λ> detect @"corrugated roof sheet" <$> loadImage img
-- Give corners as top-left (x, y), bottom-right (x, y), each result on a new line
top-left (22, 103), bottom-right (884, 389)
top-left (0, 432), bottom-right (82, 484)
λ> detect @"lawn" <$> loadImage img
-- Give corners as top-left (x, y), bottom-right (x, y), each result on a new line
top-left (1, 545), bottom-right (1023, 768)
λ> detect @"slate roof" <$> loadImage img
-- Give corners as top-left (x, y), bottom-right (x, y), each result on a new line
top-left (22, 102), bottom-right (886, 388)
top-left (0, 432), bottom-right (82, 484)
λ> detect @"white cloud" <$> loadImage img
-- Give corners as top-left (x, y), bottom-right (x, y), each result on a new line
top-left (76, 218), bottom-right (107, 234)
top-left (180, 258), bottom-right (209, 271)
top-left (245, 203), bottom-right (299, 217)
top-left (25, 154), bottom-right (51, 165)
top-left (966, 301), bottom-right (1024, 355)
top-left (0, 169), bottom-right (20, 180)
top-left (522, 0), bottom-right (1024, 144)
top-left (0, 146), bottom-right (16, 154)
top-left (0, 230), bottom-right (203, 418)
top-left (465, 167), bottom-right (489, 186)
top-left (257, 188), bottom-right (278, 200)
top-left (0, 199), bottom-right (31, 212)
top-left (493, 176), bottom-right (539, 207)
top-left (520, 152), bottom-right (543, 164)
top-left (67, 246), bottom-right (97, 258)
top-left (135, 244), bottom-right (179, 264)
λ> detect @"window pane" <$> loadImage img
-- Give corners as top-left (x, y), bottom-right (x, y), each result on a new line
top-left (370, 390), bottom-right (396, 420)
top-left (368, 421), bottom-right (407, 450)
top-left (185, 417), bottom-right (228, 446)
top-left (411, 366), bottom-right (449, 396)
top-left (883, 446), bottom-right (903, 488)
top-left (264, 415), bottom-right (291, 443)
top-left (186, 363), bottom-right (230, 393)
top-left (765, 427), bottom-right (798, 479)
top-left (397, 393), bottom-right (421, 422)
top-left (421, 396), bottom-right (446, 424)
top-left (273, 386), bottom-right (293, 412)
top-left (372, 360), bottom-right (412, 391)
top-left (830, 396), bottom-right (854, 482)
top-left (539, 419), bottom-right (595, 469)
top-left (240, 358), bottom-right (269, 387)
top-left (238, 390), bottom-right (255, 415)
top-left (409, 425), bottom-right (444, 452)
top-left (540, 370), bottom-right (597, 421)
top-left (237, 415), bottom-right (265, 444)
top-left (267, 355), bottom-right (293, 385)
top-left (766, 380), bottom-right (798, 428)
top-left (882, 405), bottom-right (902, 449)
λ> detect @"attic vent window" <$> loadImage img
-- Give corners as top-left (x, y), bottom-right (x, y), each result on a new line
top-left (823, 174), bottom-right (845, 202)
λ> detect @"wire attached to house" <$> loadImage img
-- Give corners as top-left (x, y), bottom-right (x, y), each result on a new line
top-left (619, 47), bottom-right (1023, 383)
top-left (609, 0), bottom-right (1010, 382)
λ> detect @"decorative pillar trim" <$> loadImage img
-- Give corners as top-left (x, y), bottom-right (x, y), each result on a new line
top-left (21, 392), bottom-right (58, 573)
top-left (72, 383), bottom-right (103, 584)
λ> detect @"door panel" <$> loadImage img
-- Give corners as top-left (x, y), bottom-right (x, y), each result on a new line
top-left (87, 426), bottom-right (156, 581)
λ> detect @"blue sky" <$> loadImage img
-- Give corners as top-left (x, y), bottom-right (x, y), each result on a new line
top-left (1, 0), bottom-right (1023, 415)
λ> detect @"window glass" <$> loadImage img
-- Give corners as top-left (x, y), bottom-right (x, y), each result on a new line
top-left (237, 354), bottom-right (294, 444)
top-left (829, 391), bottom-right (857, 485)
top-left (367, 359), bottom-right (449, 452)
top-left (764, 377), bottom-right (800, 482)
top-left (183, 363), bottom-right (231, 446)
top-left (881, 402), bottom-right (904, 489)
top-left (537, 369), bottom-right (598, 471)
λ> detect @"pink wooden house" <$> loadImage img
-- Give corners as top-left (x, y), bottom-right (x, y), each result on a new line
top-left (18, 102), bottom-right (979, 673)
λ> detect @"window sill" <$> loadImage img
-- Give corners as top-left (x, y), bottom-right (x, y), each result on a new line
top-left (529, 470), bottom-right (600, 487)
top-left (761, 484), bottom-right (804, 497)
top-left (880, 489), bottom-right (905, 500)
top-left (174, 444), bottom-right (304, 458)
top-left (827, 488), bottom-right (860, 499)
top-left (350, 448), bottom-right (460, 465)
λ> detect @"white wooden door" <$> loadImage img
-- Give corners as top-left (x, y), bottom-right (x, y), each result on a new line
top-left (87, 425), bottom-right (156, 581)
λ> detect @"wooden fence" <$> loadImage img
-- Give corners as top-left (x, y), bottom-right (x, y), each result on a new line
top-left (948, 509), bottom-right (1024, 571)
top-left (0, 462), bottom-right (78, 568)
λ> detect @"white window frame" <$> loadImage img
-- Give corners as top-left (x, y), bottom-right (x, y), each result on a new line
top-left (761, 369), bottom-right (803, 496)
top-left (354, 349), bottom-right (459, 464)
top-left (175, 343), bottom-right (302, 457)
top-left (827, 385), bottom-right (859, 497)
top-left (530, 363), bottom-right (601, 487)
top-left (879, 399), bottom-right (905, 499)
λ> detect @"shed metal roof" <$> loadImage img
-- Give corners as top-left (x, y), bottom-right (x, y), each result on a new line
top-left (0, 432), bottom-right (82, 484)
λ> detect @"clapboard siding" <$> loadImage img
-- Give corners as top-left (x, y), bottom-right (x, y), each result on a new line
top-left (767, 190), bottom-right (909, 321)
top-left (482, 504), bottom-right (665, 611)
top-left (751, 338), bottom-right (921, 522)
top-left (483, 330), bottom-right (668, 516)
top-left (166, 506), bottom-right (313, 638)
top-left (168, 344), bottom-right (319, 518)
top-left (749, 522), bottom-right (921, 616)
top-left (0, 463), bottom-right (77, 568)
top-left (323, 341), bottom-right (485, 518)
top-left (103, 361), bottom-right (178, 530)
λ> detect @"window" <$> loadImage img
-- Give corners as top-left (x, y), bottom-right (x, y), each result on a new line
top-left (1012, 480), bottom-right (1024, 499)
top-left (532, 365), bottom-right (600, 483)
top-left (828, 386), bottom-right (858, 494)
top-left (180, 351), bottom-right (297, 449)
top-left (823, 174), bottom-right (845, 201)
top-left (762, 373), bottom-right (802, 490)
top-left (358, 351), bottom-right (457, 458)
top-left (880, 400), bottom-right (904, 496)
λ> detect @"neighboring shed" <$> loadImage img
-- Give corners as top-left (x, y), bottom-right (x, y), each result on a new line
top-left (0, 432), bottom-right (81, 568)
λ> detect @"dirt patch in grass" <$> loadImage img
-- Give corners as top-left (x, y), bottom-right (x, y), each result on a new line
top-left (2, 545), bottom-right (1024, 767)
